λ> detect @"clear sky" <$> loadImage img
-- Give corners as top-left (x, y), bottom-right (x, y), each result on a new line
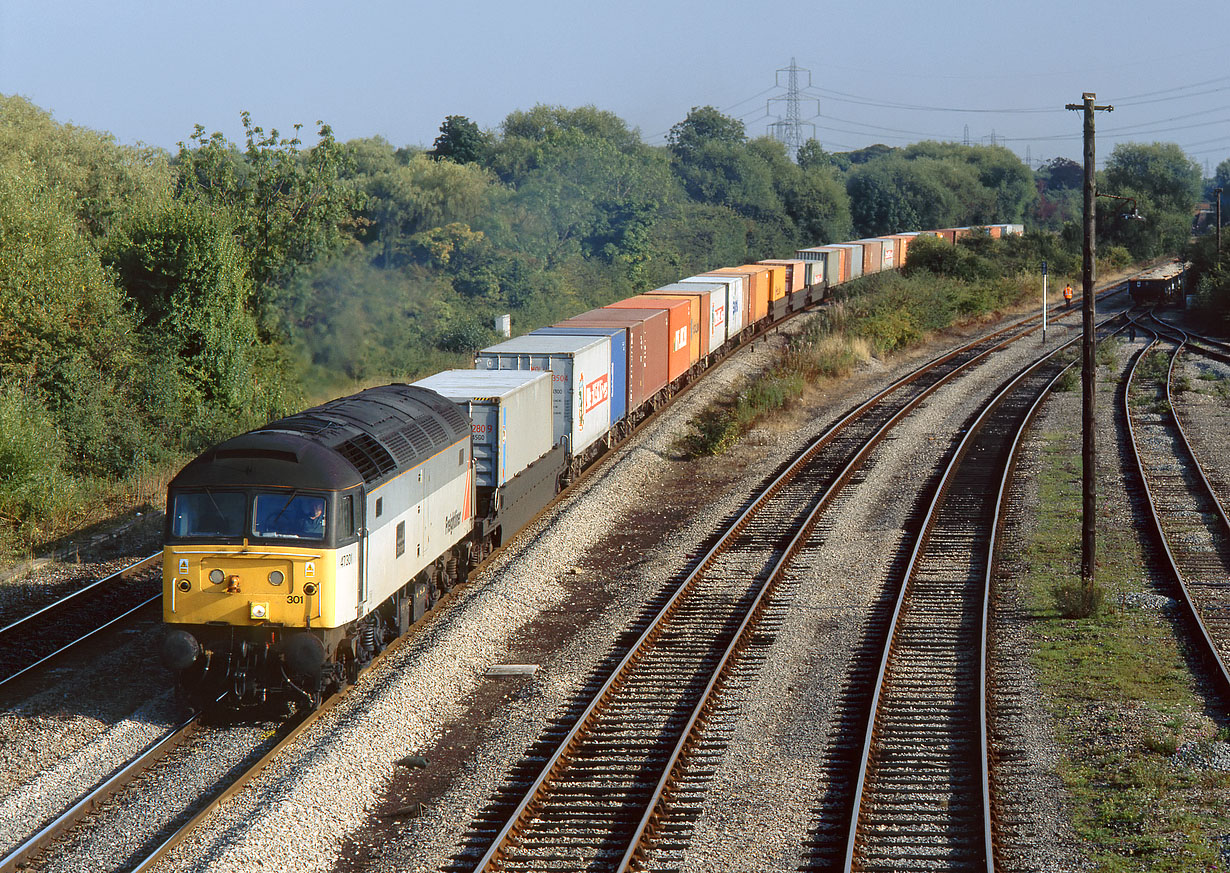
top-left (2, 0), bottom-right (1227, 172)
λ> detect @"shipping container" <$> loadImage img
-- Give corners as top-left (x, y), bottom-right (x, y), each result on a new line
top-left (606, 295), bottom-right (694, 382)
top-left (853, 239), bottom-right (885, 274)
top-left (745, 263), bottom-right (786, 301)
top-left (886, 234), bottom-right (913, 269)
top-left (792, 249), bottom-right (828, 287)
top-left (560, 308), bottom-right (668, 410)
top-left (474, 334), bottom-right (612, 457)
top-left (758, 259), bottom-right (807, 294)
top-left (711, 266), bottom-right (770, 323)
top-left (530, 325), bottom-right (627, 425)
top-left (821, 245), bottom-right (851, 284)
top-left (643, 288), bottom-right (702, 362)
top-left (411, 369), bottom-right (553, 490)
top-left (798, 245), bottom-right (847, 285)
top-left (834, 244), bottom-right (864, 279)
top-left (678, 274), bottom-right (745, 338)
top-left (651, 282), bottom-right (727, 354)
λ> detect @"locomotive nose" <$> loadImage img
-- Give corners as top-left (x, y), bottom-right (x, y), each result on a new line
top-left (161, 629), bottom-right (202, 671)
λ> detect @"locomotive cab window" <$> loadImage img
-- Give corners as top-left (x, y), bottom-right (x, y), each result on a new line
top-left (170, 490), bottom-right (246, 538)
top-left (341, 495), bottom-right (354, 537)
top-left (252, 493), bottom-right (327, 540)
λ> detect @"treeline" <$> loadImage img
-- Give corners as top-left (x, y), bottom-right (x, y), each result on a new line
top-left (0, 94), bottom-right (1216, 551)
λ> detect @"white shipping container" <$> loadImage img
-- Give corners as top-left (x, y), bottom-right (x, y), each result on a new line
top-left (678, 274), bottom-right (745, 338)
top-left (656, 282), bottom-right (727, 354)
top-left (412, 369), bottom-right (553, 489)
top-left (474, 334), bottom-right (612, 457)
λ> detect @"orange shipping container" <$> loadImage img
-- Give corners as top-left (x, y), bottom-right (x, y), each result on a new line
top-left (744, 263), bottom-right (786, 301)
top-left (606, 295), bottom-right (694, 382)
top-left (853, 240), bottom-right (884, 275)
top-left (758, 259), bottom-right (807, 294)
top-left (710, 267), bottom-right (769, 324)
top-left (887, 234), bottom-right (913, 268)
top-left (644, 290), bottom-right (702, 363)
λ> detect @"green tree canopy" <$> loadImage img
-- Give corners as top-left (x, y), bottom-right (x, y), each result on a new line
top-left (430, 115), bottom-right (491, 164)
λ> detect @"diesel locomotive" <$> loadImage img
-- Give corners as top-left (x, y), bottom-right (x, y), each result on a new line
top-left (161, 224), bottom-right (1025, 710)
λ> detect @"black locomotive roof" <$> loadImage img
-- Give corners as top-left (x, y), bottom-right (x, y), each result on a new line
top-left (170, 384), bottom-right (470, 492)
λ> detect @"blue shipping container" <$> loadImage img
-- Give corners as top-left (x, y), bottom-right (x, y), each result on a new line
top-left (530, 326), bottom-right (628, 424)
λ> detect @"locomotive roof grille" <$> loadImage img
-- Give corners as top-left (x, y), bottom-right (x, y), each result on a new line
top-left (335, 433), bottom-right (397, 483)
top-left (401, 421), bottom-right (434, 456)
top-left (381, 430), bottom-right (416, 466)
top-left (420, 416), bottom-right (448, 444)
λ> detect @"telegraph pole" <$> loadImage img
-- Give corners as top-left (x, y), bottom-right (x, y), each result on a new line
top-left (1066, 92), bottom-right (1113, 591)
top-left (1216, 187), bottom-right (1223, 267)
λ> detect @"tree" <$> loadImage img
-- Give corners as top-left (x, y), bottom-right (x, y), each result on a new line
top-left (667, 106), bottom-right (745, 165)
top-left (1100, 142), bottom-right (1202, 258)
top-left (105, 200), bottom-right (261, 412)
top-left (1037, 157), bottom-right (1083, 191)
top-left (175, 113), bottom-right (360, 332)
top-left (430, 115), bottom-right (491, 165)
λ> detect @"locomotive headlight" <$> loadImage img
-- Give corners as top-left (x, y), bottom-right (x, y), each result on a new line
top-left (268, 570), bottom-right (285, 586)
top-left (303, 583), bottom-right (317, 596)
top-left (177, 579), bottom-right (192, 592)
top-left (249, 602), bottom-right (269, 620)
top-left (208, 569), bottom-right (225, 585)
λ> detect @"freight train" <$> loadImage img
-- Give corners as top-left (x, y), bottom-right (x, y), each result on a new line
top-left (160, 223), bottom-right (1023, 710)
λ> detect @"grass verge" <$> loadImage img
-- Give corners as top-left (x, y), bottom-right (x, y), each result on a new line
top-left (675, 268), bottom-right (1028, 458)
top-left (1019, 419), bottom-right (1230, 871)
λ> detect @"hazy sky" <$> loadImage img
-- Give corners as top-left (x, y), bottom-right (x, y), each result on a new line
top-left (2, 0), bottom-right (1227, 171)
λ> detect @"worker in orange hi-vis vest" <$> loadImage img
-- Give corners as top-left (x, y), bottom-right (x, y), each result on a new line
top-left (1063, 284), bottom-right (1073, 309)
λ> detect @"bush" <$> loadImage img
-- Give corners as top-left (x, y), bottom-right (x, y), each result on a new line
top-left (0, 388), bottom-right (73, 529)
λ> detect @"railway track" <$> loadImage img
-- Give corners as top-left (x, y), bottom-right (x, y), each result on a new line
top-left (836, 321), bottom-right (1120, 872)
top-left (0, 553), bottom-right (161, 690)
top-left (2, 285), bottom-right (1133, 872)
top-left (445, 300), bottom-right (1104, 872)
top-left (1143, 311), bottom-right (1230, 364)
top-left (1124, 320), bottom-right (1230, 696)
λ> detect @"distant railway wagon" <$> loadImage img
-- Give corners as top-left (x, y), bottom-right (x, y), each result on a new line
top-left (1129, 261), bottom-right (1188, 306)
top-left (159, 218), bottom-right (1025, 710)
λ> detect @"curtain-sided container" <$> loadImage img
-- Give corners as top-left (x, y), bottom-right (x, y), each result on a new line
top-left (411, 369), bottom-right (553, 490)
top-left (606, 295), bottom-right (694, 382)
top-left (474, 334), bottom-right (612, 457)
top-left (651, 282), bottom-right (727, 354)
top-left (530, 325), bottom-right (627, 425)
top-left (678, 274), bottom-right (745, 338)
top-left (559, 308), bottom-right (669, 410)
top-left (758, 259), bottom-right (807, 293)
top-left (710, 267), bottom-right (770, 324)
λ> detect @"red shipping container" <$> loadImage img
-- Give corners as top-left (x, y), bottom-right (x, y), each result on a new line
top-left (561, 307), bottom-right (669, 410)
top-left (606, 295), bottom-right (694, 382)
top-left (644, 289), bottom-right (704, 360)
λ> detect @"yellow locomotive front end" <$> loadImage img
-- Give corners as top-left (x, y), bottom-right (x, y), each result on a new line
top-left (161, 480), bottom-right (364, 710)
top-left (160, 384), bottom-right (476, 712)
